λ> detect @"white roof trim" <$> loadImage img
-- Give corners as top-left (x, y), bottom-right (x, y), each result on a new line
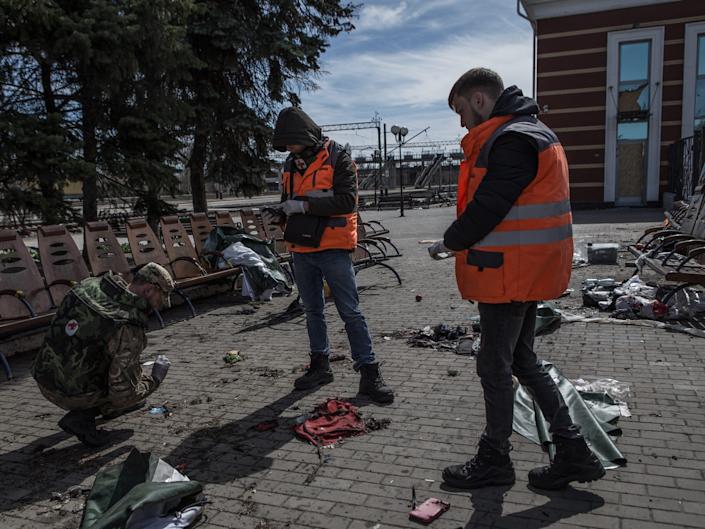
top-left (519, 0), bottom-right (681, 21)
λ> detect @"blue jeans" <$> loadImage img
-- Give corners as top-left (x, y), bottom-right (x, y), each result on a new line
top-left (477, 301), bottom-right (580, 455)
top-left (292, 250), bottom-right (375, 370)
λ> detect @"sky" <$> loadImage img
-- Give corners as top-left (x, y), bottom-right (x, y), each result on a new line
top-left (297, 0), bottom-right (534, 154)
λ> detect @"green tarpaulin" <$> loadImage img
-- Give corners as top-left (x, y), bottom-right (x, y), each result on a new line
top-left (513, 362), bottom-right (627, 470)
top-left (81, 449), bottom-right (203, 529)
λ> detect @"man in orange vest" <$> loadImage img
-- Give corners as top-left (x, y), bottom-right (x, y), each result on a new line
top-left (429, 68), bottom-right (604, 489)
top-left (270, 106), bottom-right (394, 404)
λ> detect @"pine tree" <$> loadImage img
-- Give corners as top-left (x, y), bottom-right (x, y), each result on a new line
top-left (0, 0), bottom-right (196, 227)
top-left (183, 0), bottom-right (356, 212)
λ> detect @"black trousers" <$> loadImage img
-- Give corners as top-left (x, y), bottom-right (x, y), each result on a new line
top-left (477, 301), bottom-right (580, 455)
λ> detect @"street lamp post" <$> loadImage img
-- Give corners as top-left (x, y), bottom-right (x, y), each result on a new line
top-left (390, 125), bottom-right (408, 217)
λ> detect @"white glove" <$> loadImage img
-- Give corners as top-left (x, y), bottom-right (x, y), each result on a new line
top-left (428, 240), bottom-right (454, 260)
top-left (151, 354), bottom-right (171, 384)
top-left (281, 199), bottom-right (308, 216)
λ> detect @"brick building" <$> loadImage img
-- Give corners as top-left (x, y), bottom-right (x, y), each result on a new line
top-left (519, 0), bottom-right (705, 206)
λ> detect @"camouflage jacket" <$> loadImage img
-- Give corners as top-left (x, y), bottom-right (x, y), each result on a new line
top-left (32, 273), bottom-right (159, 410)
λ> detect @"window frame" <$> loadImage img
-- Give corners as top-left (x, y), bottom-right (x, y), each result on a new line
top-left (605, 27), bottom-right (664, 204)
top-left (682, 21), bottom-right (705, 139)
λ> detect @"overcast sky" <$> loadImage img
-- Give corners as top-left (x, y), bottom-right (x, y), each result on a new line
top-left (297, 0), bottom-right (534, 152)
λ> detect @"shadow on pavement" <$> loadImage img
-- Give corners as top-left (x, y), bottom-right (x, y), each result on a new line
top-left (442, 483), bottom-right (605, 528)
top-left (0, 429), bottom-right (134, 513)
top-left (166, 387), bottom-right (380, 484)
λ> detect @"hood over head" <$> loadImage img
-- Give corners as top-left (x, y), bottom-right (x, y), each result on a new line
top-left (272, 107), bottom-right (322, 152)
top-left (489, 86), bottom-right (539, 118)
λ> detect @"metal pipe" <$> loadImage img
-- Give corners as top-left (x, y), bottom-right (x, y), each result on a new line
top-left (516, 0), bottom-right (537, 99)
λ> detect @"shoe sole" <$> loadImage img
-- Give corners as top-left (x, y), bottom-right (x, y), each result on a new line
top-left (529, 465), bottom-right (606, 490)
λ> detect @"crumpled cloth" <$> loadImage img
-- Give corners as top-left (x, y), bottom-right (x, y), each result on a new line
top-left (294, 399), bottom-right (366, 447)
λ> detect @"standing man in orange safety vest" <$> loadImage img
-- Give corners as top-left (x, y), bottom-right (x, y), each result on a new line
top-left (429, 68), bottom-right (604, 490)
top-left (270, 106), bottom-right (394, 404)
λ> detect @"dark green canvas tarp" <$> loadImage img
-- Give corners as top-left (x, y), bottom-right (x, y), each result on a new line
top-left (513, 362), bottom-right (627, 470)
top-left (81, 449), bottom-right (203, 529)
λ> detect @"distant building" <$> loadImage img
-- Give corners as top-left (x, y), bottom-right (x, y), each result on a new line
top-left (519, 0), bottom-right (705, 206)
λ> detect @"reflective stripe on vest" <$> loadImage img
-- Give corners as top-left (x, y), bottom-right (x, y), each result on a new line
top-left (454, 114), bottom-right (573, 303)
top-left (283, 140), bottom-right (358, 253)
top-left (474, 222), bottom-right (573, 248)
top-left (503, 198), bottom-right (571, 221)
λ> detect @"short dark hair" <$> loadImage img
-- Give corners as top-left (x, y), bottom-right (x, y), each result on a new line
top-left (448, 68), bottom-right (504, 108)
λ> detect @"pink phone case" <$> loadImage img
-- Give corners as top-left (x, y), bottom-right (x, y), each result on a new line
top-left (409, 498), bottom-right (450, 524)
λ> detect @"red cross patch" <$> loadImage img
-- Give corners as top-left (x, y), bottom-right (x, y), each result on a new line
top-left (65, 319), bottom-right (79, 337)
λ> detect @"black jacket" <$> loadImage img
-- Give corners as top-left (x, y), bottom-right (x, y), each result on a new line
top-left (443, 86), bottom-right (540, 251)
top-left (274, 107), bottom-right (356, 216)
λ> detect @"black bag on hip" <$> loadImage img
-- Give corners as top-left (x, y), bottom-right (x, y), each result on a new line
top-left (284, 214), bottom-right (329, 248)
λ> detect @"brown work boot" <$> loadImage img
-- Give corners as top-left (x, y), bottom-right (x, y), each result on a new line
top-left (58, 409), bottom-right (110, 448)
top-left (294, 354), bottom-right (334, 390)
top-left (529, 436), bottom-right (605, 490)
top-left (358, 362), bottom-right (394, 403)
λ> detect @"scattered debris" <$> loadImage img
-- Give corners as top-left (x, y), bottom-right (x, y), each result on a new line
top-left (581, 275), bottom-right (705, 324)
top-left (148, 405), bottom-right (171, 417)
top-left (364, 416), bottom-right (391, 431)
top-left (587, 242), bottom-right (619, 264)
top-left (407, 324), bottom-right (470, 350)
top-left (415, 294), bottom-right (423, 302)
top-left (447, 368), bottom-right (459, 377)
top-left (572, 378), bottom-right (631, 407)
top-left (223, 350), bottom-right (243, 364)
top-left (535, 302), bottom-right (562, 335)
top-left (409, 498), bottom-right (450, 524)
top-left (455, 335), bottom-right (481, 356)
top-left (252, 367), bottom-right (284, 378)
top-left (329, 353), bottom-right (348, 362)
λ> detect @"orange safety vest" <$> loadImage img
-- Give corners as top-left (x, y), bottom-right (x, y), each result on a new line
top-left (455, 115), bottom-right (573, 303)
top-left (282, 140), bottom-right (358, 253)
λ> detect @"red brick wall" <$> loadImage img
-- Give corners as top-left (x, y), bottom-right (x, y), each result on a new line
top-left (535, 0), bottom-right (705, 204)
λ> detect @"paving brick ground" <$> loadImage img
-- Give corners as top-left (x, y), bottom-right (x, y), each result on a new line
top-left (2, 205), bottom-right (704, 529)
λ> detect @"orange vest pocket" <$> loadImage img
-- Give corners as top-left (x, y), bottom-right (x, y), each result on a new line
top-left (455, 249), bottom-right (506, 301)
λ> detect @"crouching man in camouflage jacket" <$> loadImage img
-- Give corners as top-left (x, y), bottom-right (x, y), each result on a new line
top-left (32, 263), bottom-right (175, 447)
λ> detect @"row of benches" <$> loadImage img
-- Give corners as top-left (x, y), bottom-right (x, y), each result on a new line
top-left (628, 179), bottom-right (705, 303)
top-left (0, 209), bottom-right (402, 378)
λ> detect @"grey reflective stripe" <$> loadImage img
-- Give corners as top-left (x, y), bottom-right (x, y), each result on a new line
top-left (504, 199), bottom-right (572, 221)
top-left (474, 223), bottom-right (573, 248)
top-left (307, 189), bottom-right (333, 198)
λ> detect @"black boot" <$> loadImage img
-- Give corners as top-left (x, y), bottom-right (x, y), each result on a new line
top-left (101, 399), bottom-right (147, 421)
top-left (528, 436), bottom-right (605, 490)
top-left (442, 440), bottom-right (515, 489)
top-left (294, 354), bottom-right (334, 390)
top-left (358, 363), bottom-right (394, 403)
top-left (58, 409), bottom-right (110, 448)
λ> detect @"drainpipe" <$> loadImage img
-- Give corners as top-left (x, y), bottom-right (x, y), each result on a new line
top-left (516, 0), bottom-right (537, 99)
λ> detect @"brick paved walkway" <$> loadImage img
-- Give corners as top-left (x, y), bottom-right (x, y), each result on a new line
top-left (2, 206), bottom-right (705, 529)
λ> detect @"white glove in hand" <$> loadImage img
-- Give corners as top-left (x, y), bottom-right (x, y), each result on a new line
top-left (428, 240), bottom-right (454, 260)
top-left (151, 354), bottom-right (171, 384)
top-left (281, 199), bottom-right (307, 216)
